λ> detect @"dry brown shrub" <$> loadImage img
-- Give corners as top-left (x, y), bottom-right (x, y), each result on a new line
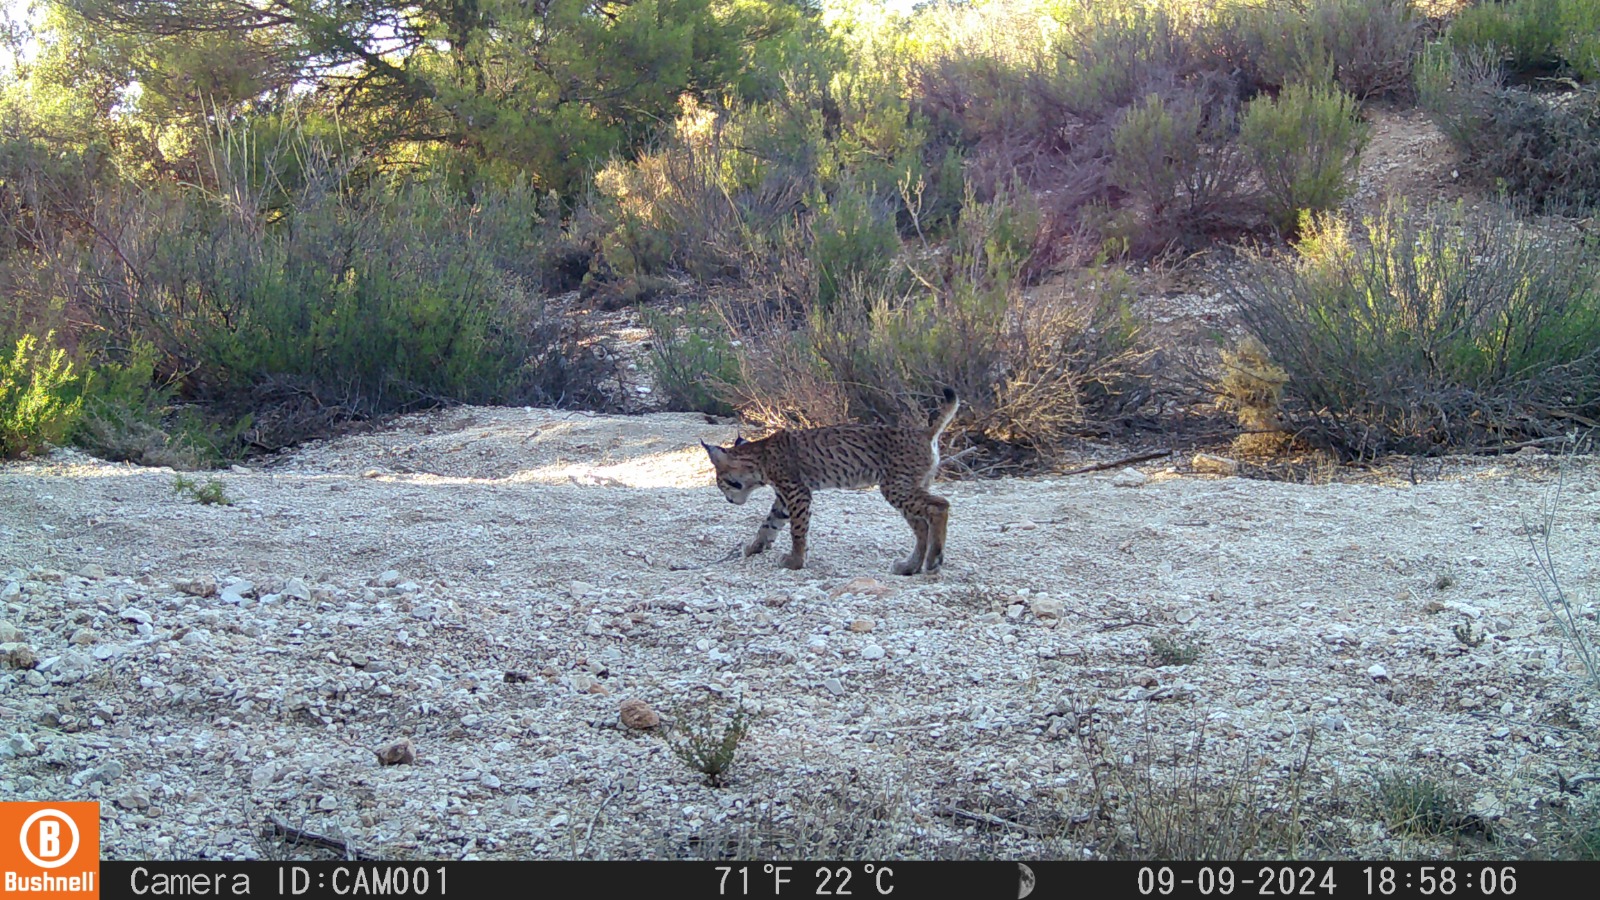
top-left (718, 269), bottom-right (1151, 462)
top-left (1216, 335), bottom-right (1293, 457)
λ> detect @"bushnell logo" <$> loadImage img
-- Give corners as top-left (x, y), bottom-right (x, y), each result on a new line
top-left (2, 802), bottom-right (99, 898)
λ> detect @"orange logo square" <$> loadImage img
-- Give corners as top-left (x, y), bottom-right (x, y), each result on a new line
top-left (1, 802), bottom-right (99, 898)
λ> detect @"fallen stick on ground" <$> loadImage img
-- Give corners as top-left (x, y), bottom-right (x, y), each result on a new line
top-left (668, 547), bottom-right (743, 571)
top-left (1059, 449), bottom-right (1172, 476)
top-left (936, 803), bottom-right (1039, 835)
top-left (267, 815), bottom-right (381, 861)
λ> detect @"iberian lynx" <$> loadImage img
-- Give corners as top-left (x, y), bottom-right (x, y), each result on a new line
top-left (702, 388), bottom-right (959, 575)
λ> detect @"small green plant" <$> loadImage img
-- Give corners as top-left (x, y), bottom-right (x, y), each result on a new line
top-left (660, 695), bottom-right (752, 787)
top-left (1453, 617), bottom-right (1486, 649)
top-left (1239, 80), bottom-right (1370, 233)
top-left (1148, 633), bottom-right (1205, 667)
top-left (0, 331), bottom-right (84, 460)
top-left (1371, 768), bottom-right (1481, 839)
top-left (172, 474), bottom-right (233, 506)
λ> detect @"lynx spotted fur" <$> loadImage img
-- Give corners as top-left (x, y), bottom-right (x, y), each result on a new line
top-left (702, 388), bottom-right (959, 575)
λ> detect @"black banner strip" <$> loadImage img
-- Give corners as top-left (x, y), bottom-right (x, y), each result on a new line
top-left (97, 860), bottom-right (1587, 899)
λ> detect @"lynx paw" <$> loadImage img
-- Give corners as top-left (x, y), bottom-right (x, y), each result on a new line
top-left (780, 552), bottom-right (806, 570)
top-left (744, 541), bottom-right (769, 557)
top-left (892, 558), bottom-right (922, 576)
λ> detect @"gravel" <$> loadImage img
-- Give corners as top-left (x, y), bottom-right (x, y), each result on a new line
top-left (1, 405), bottom-right (1598, 860)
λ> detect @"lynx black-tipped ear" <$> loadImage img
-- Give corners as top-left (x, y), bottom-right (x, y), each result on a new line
top-left (702, 440), bottom-right (728, 465)
top-left (734, 435), bottom-right (747, 446)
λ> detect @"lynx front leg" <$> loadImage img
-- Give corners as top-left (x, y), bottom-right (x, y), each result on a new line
top-left (745, 498), bottom-right (789, 556)
top-left (779, 489), bottom-right (811, 570)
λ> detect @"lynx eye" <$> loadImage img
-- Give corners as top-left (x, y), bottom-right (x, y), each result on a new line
top-left (727, 480), bottom-right (743, 490)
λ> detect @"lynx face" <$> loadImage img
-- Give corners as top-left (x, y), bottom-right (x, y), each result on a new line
top-left (700, 388), bottom-right (960, 575)
top-left (702, 439), bottom-right (764, 505)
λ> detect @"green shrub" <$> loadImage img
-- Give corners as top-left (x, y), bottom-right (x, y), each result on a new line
top-left (1306, 0), bottom-right (1421, 98)
top-left (592, 96), bottom-right (820, 292)
top-left (1420, 50), bottom-right (1600, 208)
top-left (1226, 200), bottom-right (1600, 458)
top-left (1108, 91), bottom-right (1252, 253)
top-left (1239, 80), bottom-right (1370, 232)
top-left (1567, 0), bottom-right (1600, 81)
top-left (913, 2), bottom-right (1272, 260)
top-left (1108, 93), bottom-right (1198, 211)
top-left (0, 106), bottom-right (112, 259)
top-left (1216, 0), bottom-right (1421, 99)
top-left (184, 176), bottom-right (553, 412)
top-left (1448, 0), bottom-right (1566, 75)
top-left (55, 121), bottom-right (613, 450)
top-left (0, 331), bottom-right (84, 460)
top-left (1051, 2), bottom-right (1203, 121)
top-left (643, 306), bottom-right (740, 416)
top-left (72, 341), bottom-right (213, 469)
top-left (904, 0), bottom-right (1057, 181)
top-left (1444, 0), bottom-right (1600, 81)
top-left (811, 181), bottom-right (903, 310)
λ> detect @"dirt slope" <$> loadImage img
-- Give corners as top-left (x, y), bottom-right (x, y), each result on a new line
top-left (2, 406), bottom-right (1598, 860)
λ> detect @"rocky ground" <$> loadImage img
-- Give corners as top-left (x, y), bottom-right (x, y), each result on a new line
top-left (2, 406), bottom-right (1598, 861)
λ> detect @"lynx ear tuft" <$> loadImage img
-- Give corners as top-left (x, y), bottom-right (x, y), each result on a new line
top-left (734, 435), bottom-right (747, 446)
top-left (702, 440), bottom-right (729, 465)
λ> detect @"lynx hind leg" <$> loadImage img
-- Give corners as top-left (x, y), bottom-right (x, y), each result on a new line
top-left (922, 494), bottom-right (950, 574)
top-left (892, 510), bottom-right (930, 576)
top-left (884, 483), bottom-right (945, 576)
top-left (746, 499), bottom-right (788, 556)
